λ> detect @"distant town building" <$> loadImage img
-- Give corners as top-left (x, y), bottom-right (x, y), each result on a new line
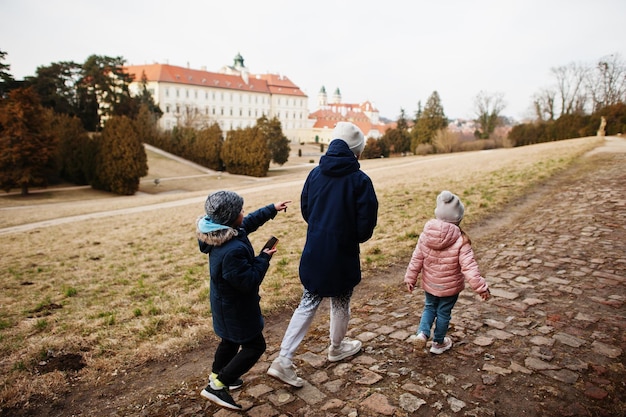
top-left (307, 86), bottom-right (390, 144)
top-left (125, 54), bottom-right (395, 144)
top-left (447, 118), bottom-right (478, 135)
top-left (124, 53), bottom-right (312, 142)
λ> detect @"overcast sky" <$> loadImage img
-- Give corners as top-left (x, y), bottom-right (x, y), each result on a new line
top-left (2, 0), bottom-right (625, 121)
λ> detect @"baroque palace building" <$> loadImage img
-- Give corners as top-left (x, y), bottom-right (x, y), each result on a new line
top-left (125, 53), bottom-right (390, 144)
top-left (124, 53), bottom-right (312, 143)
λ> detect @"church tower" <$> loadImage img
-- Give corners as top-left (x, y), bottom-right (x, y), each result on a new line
top-left (331, 87), bottom-right (342, 104)
top-left (233, 52), bottom-right (245, 70)
top-left (318, 86), bottom-right (328, 107)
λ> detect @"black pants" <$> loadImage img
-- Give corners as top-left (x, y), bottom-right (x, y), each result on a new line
top-left (212, 333), bottom-right (266, 385)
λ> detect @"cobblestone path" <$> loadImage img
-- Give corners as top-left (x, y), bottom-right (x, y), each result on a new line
top-left (194, 147), bottom-right (625, 417)
top-left (13, 142), bottom-right (624, 417)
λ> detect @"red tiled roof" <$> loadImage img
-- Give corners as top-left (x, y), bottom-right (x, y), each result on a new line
top-left (256, 74), bottom-right (307, 97)
top-left (360, 101), bottom-right (377, 112)
top-left (309, 108), bottom-right (390, 135)
top-left (123, 64), bottom-right (306, 97)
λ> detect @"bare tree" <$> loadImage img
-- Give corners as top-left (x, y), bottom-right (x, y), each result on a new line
top-left (588, 53), bottom-right (626, 112)
top-left (473, 91), bottom-right (506, 139)
top-left (177, 105), bottom-right (213, 129)
top-left (552, 62), bottom-right (589, 116)
top-left (532, 87), bottom-right (557, 121)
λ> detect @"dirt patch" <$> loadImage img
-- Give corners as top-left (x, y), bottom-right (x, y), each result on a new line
top-left (35, 353), bottom-right (86, 374)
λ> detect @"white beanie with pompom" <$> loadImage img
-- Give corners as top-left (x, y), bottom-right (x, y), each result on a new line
top-left (434, 190), bottom-right (465, 224)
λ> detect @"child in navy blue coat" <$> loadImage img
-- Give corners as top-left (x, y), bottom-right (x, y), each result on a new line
top-left (196, 190), bottom-right (290, 410)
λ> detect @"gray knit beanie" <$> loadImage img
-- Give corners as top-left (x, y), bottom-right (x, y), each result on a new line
top-left (333, 122), bottom-right (365, 156)
top-left (434, 190), bottom-right (465, 224)
top-left (204, 191), bottom-right (244, 226)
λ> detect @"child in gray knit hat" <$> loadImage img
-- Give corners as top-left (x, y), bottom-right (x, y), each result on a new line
top-left (404, 190), bottom-right (490, 355)
top-left (196, 190), bottom-right (291, 410)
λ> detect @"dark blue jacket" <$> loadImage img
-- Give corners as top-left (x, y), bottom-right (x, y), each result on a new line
top-left (299, 139), bottom-right (378, 296)
top-left (198, 204), bottom-right (277, 343)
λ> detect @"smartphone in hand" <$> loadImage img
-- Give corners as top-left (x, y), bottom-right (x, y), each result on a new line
top-left (262, 236), bottom-right (279, 251)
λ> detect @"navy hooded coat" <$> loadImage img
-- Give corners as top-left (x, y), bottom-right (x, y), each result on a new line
top-left (198, 204), bottom-right (277, 344)
top-left (299, 139), bottom-right (378, 297)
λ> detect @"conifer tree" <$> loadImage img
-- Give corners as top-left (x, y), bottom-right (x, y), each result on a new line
top-left (258, 116), bottom-right (290, 165)
top-left (134, 105), bottom-right (161, 148)
top-left (379, 109), bottom-right (410, 155)
top-left (412, 91), bottom-right (447, 150)
top-left (0, 87), bottom-right (57, 195)
top-left (93, 115), bottom-right (147, 195)
top-left (361, 137), bottom-right (382, 159)
top-left (51, 112), bottom-right (93, 185)
top-left (221, 126), bottom-right (270, 177)
top-left (194, 123), bottom-right (224, 171)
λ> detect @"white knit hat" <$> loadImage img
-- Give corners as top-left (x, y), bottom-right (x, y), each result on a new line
top-left (332, 122), bottom-right (365, 156)
top-left (434, 190), bottom-right (465, 224)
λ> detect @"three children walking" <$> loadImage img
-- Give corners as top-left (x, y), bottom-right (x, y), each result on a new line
top-left (195, 122), bottom-right (490, 410)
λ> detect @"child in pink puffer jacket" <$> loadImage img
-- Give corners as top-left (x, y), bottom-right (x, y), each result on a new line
top-left (404, 190), bottom-right (490, 354)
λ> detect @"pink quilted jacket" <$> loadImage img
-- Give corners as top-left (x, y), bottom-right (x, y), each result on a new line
top-left (404, 219), bottom-right (488, 297)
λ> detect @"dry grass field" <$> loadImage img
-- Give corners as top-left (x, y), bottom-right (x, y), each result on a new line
top-left (0, 136), bottom-right (604, 408)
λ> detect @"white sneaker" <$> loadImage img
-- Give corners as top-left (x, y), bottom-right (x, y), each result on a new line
top-left (328, 339), bottom-right (362, 362)
top-left (430, 337), bottom-right (452, 354)
top-left (267, 357), bottom-right (304, 387)
top-left (414, 332), bottom-right (428, 349)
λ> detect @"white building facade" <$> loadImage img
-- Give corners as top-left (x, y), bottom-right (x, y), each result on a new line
top-left (125, 54), bottom-right (311, 142)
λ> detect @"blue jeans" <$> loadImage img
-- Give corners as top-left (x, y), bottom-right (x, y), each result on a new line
top-left (418, 291), bottom-right (459, 343)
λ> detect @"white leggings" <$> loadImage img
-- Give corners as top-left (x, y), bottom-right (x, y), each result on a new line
top-left (279, 288), bottom-right (352, 359)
